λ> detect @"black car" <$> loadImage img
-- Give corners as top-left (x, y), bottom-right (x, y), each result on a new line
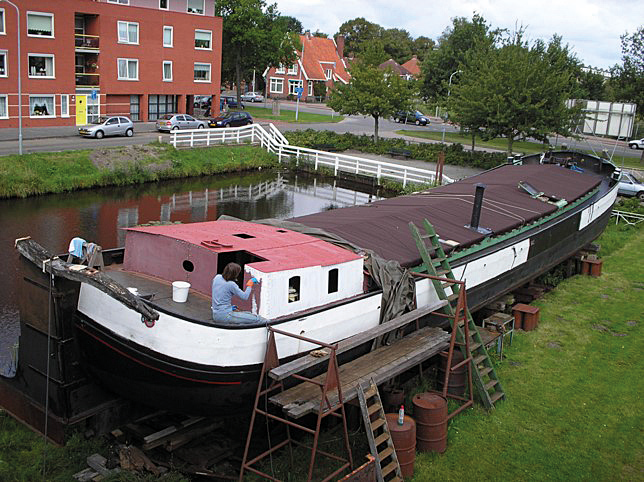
top-left (394, 110), bottom-right (430, 126)
top-left (220, 96), bottom-right (245, 110)
top-left (209, 111), bottom-right (253, 128)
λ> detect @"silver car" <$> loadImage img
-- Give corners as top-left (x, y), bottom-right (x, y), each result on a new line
top-left (79, 116), bottom-right (134, 139)
top-left (628, 138), bottom-right (644, 150)
top-left (617, 171), bottom-right (644, 200)
top-left (240, 91), bottom-right (264, 103)
top-left (156, 114), bottom-right (207, 132)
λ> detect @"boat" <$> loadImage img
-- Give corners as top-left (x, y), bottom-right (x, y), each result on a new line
top-left (14, 151), bottom-right (620, 415)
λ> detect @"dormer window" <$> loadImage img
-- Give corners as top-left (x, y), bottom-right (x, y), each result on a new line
top-left (288, 64), bottom-right (298, 75)
top-left (325, 68), bottom-right (332, 80)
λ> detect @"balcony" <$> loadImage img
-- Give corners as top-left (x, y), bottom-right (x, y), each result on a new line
top-left (75, 34), bottom-right (99, 53)
top-left (76, 72), bottom-right (100, 87)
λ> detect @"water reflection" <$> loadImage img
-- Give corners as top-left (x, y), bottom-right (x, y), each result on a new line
top-left (0, 170), bottom-right (384, 367)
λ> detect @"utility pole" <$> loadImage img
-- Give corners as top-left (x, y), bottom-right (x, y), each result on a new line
top-left (295, 35), bottom-right (306, 121)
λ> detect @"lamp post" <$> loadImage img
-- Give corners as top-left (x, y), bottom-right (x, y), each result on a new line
top-left (295, 35), bottom-right (305, 121)
top-left (1, 0), bottom-right (22, 155)
top-left (441, 69), bottom-right (462, 144)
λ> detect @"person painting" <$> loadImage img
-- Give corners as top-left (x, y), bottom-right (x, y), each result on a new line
top-left (211, 262), bottom-right (262, 323)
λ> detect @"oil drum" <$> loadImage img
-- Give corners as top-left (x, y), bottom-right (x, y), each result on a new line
top-left (385, 414), bottom-right (416, 478)
top-left (412, 393), bottom-right (448, 453)
top-left (438, 350), bottom-right (466, 396)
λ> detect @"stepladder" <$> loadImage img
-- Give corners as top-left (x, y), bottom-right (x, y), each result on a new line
top-left (409, 219), bottom-right (506, 409)
top-left (357, 379), bottom-right (403, 482)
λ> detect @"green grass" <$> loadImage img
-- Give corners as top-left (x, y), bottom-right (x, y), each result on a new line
top-left (244, 106), bottom-right (343, 123)
top-left (0, 144), bottom-right (278, 198)
top-left (413, 223), bottom-right (644, 480)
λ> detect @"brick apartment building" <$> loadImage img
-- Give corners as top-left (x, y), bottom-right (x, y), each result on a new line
top-left (0, 0), bottom-right (222, 128)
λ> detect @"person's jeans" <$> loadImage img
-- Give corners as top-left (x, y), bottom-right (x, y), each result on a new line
top-left (212, 310), bottom-right (265, 324)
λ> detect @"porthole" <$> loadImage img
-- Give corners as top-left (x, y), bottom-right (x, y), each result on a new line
top-left (183, 260), bottom-right (194, 272)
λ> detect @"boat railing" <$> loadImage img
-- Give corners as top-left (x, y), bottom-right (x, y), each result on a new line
top-left (611, 209), bottom-right (644, 226)
top-left (170, 123), bottom-right (453, 187)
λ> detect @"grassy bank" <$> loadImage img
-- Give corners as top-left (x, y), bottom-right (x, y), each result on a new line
top-left (0, 144), bottom-right (278, 199)
top-left (244, 106), bottom-right (343, 123)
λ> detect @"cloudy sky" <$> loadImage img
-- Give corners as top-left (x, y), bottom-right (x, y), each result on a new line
top-left (273, 0), bottom-right (643, 69)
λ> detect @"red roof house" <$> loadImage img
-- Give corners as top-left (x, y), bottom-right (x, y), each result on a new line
top-left (401, 56), bottom-right (421, 77)
top-left (264, 32), bottom-right (350, 101)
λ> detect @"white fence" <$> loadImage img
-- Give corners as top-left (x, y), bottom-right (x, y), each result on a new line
top-left (170, 123), bottom-right (452, 187)
top-left (611, 209), bottom-right (644, 226)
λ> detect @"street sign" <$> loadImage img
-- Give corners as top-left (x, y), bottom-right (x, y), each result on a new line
top-left (91, 90), bottom-right (97, 101)
top-left (295, 87), bottom-right (304, 94)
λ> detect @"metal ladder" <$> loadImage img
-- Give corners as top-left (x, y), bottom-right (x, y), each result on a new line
top-left (409, 219), bottom-right (506, 409)
top-left (357, 379), bottom-right (403, 482)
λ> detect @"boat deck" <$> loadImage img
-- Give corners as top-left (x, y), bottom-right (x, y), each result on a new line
top-left (105, 268), bottom-right (214, 323)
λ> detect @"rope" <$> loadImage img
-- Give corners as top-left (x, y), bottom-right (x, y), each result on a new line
top-left (42, 256), bottom-right (54, 480)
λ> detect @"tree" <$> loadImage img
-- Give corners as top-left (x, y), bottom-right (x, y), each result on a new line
top-left (450, 31), bottom-right (581, 153)
top-left (327, 62), bottom-right (415, 142)
top-left (607, 26), bottom-right (644, 116)
top-left (337, 17), bottom-right (383, 58)
top-left (216, 0), bottom-right (299, 105)
top-left (412, 36), bottom-right (436, 62)
top-left (277, 15), bottom-right (303, 34)
top-left (420, 14), bottom-right (498, 101)
top-left (577, 69), bottom-right (607, 100)
top-left (381, 28), bottom-right (414, 64)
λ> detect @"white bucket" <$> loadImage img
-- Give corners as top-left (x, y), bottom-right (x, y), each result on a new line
top-left (172, 281), bottom-right (191, 303)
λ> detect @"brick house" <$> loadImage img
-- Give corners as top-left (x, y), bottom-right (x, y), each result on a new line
top-left (264, 32), bottom-right (350, 101)
top-left (401, 56), bottom-right (421, 77)
top-left (0, 0), bottom-right (223, 128)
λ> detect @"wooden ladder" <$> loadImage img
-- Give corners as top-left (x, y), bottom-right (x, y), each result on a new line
top-left (409, 219), bottom-right (506, 409)
top-left (357, 379), bottom-right (403, 482)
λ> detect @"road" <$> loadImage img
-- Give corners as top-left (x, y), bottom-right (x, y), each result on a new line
top-left (0, 101), bottom-right (640, 159)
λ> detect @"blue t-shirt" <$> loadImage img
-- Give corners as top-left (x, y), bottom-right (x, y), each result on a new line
top-left (211, 274), bottom-right (251, 314)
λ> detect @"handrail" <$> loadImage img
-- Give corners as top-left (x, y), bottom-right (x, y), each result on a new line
top-left (611, 209), bottom-right (644, 225)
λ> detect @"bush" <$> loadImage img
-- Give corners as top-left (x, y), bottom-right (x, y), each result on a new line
top-left (284, 129), bottom-right (506, 170)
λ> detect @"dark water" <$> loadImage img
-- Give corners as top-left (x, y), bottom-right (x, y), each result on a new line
top-left (0, 170), bottom-right (384, 371)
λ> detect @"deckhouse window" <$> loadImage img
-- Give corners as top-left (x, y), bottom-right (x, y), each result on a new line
top-left (328, 269), bottom-right (338, 294)
top-left (288, 276), bottom-right (300, 303)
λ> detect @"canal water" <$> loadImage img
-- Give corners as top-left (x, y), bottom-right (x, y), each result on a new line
top-left (0, 170), bottom-right (385, 373)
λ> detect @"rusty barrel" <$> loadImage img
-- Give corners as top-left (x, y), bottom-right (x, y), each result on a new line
top-left (385, 414), bottom-right (416, 478)
top-left (438, 350), bottom-right (466, 397)
top-left (412, 393), bottom-right (448, 453)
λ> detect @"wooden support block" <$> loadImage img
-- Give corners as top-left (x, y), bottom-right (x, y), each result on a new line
top-left (512, 303), bottom-right (540, 331)
top-left (581, 258), bottom-right (602, 277)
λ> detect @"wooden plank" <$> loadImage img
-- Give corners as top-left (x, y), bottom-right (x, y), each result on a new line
top-left (269, 300), bottom-right (448, 381)
top-left (270, 327), bottom-right (450, 418)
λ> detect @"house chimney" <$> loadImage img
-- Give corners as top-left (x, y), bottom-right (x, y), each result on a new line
top-left (305, 30), bottom-right (311, 39)
top-left (336, 35), bottom-right (345, 59)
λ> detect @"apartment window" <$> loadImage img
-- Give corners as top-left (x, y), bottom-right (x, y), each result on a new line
top-left (269, 77), bottom-right (283, 93)
top-left (288, 64), bottom-right (297, 75)
top-left (60, 94), bottom-right (69, 117)
top-left (27, 12), bottom-right (54, 38)
top-left (0, 95), bottom-right (7, 119)
top-left (163, 61), bottom-right (172, 81)
top-left (148, 94), bottom-right (176, 121)
top-left (118, 21), bottom-right (138, 44)
top-left (194, 63), bottom-right (211, 82)
top-left (28, 54), bottom-right (55, 78)
top-left (117, 58), bottom-right (138, 80)
top-left (325, 68), bottom-right (332, 80)
top-left (308, 81), bottom-right (313, 97)
top-left (187, 0), bottom-right (204, 14)
top-left (275, 64), bottom-right (285, 74)
top-left (0, 9), bottom-right (5, 35)
top-left (107, 0), bottom-right (129, 4)
top-left (159, 0), bottom-right (169, 9)
top-left (288, 79), bottom-right (303, 95)
top-left (195, 30), bottom-right (212, 50)
top-left (0, 51), bottom-right (6, 77)
top-left (163, 26), bottom-right (173, 47)
top-left (29, 95), bottom-right (55, 118)
top-left (130, 95), bottom-right (140, 121)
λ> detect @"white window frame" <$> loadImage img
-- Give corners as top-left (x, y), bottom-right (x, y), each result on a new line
top-left (0, 95), bottom-right (8, 119)
top-left (325, 68), bottom-right (332, 80)
top-left (0, 9), bottom-right (6, 36)
top-left (60, 94), bottom-right (69, 117)
top-left (0, 50), bottom-right (7, 77)
top-left (275, 64), bottom-right (285, 74)
top-left (28, 53), bottom-right (55, 79)
top-left (187, 0), bottom-right (205, 15)
top-left (159, 0), bottom-right (169, 10)
top-left (308, 81), bottom-right (313, 97)
top-left (194, 29), bottom-right (212, 50)
top-left (117, 58), bottom-right (139, 81)
top-left (26, 11), bottom-right (54, 39)
top-left (287, 64), bottom-right (297, 75)
top-left (269, 77), bottom-right (283, 94)
top-left (288, 79), bottom-right (303, 95)
top-left (163, 26), bottom-right (173, 48)
top-left (107, 0), bottom-right (129, 4)
top-left (193, 62), bottom-right (211, 83)
top-left (117, 21), bottom-right (139, 45)
top-left (29, 94), bottom-right (55, 118)
top-left (163, 61), bottom-right (173, 82)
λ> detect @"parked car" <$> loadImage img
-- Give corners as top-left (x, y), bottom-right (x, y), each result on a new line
top-left (628, 138), bottom-right (644, 149)
top-left (394, 110), bottom-right (430, 126)
top-left (220, 96), bottom-right (245, 110)
top-left (208, 111), bottom-right (253, 128)
top-left (240, 92), bottom-right (264, 103)
top-left (194, 95), bottom-right (211, 109)
top-left (79, 116), bottom-right (134, 139)
top-left (156, 114), bottom-right (207, 132)
top-left (617, 171), bottom-right (644, 200)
